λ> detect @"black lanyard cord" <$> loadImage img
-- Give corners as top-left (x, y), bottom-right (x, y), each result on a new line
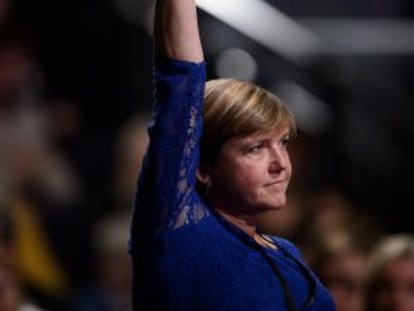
top-left (211, 211), bottom-right (315, 310)
top-left (254, 238), bottom-right (317, 311)
top-left (257, 245), bottom-right (300, 311)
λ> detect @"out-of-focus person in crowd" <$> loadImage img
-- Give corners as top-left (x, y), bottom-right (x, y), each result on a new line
top-left (68, 113), bottom-right (149, 311)
top-left (69, 112), bottom-right (151, 311)
top-left (365, 234), bottom-right (414, 311)
top-left (0, 28), bottom-right (81, 309)
top-left (111, 113), bottom-right (149, 211)
top-left (70, 210), bottom-right (132, 311)
top-left (297, 187), bottom-right (381, 259)
top-left (0, 255), bottom-right (45, 311)
top-left (0, 205), bottom-right (46, 311)
top-left (310, 231), bottom-right (374, 311)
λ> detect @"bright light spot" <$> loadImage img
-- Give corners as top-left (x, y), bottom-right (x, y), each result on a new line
top-left (275, 81), bottom-right (334, 136)
top-left (196, 0), bottom-right (322, 62)
top-left (215, 48), bottom-right (258, 81)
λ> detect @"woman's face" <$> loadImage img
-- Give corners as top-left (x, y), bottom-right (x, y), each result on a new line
top-left (208, 125), bottom-right (292, 214)
top-left (373, 257), bottom-right (414, 311)
top-left (0, 265), bottom-right (19, 311)
top-left (320, 253), bottom-right (367, 311)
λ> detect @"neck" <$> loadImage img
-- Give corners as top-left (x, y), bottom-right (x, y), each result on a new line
top-left (214, 206), bottom-right (258, 238)
top-left (213, 204), bottom-right (277, 250)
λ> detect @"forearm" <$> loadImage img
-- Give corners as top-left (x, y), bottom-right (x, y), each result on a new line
top-left (154, 0), bottom-right (204, 63)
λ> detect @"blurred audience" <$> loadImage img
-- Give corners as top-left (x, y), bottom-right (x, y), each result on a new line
top-left (298, 187), bottom-right (382, 258)
top-left (365, 234), bottom-right (414, 311)
top-left (70, 210), bottom-right (132, 311)
top-left (67, 113), bottom-right (150, 311)
top-left (67, 114), bottom-right (149, 311)
top-left (0, 255), bottom-right (46, 311)
top-left (310, 231), bottom-right (374, 311)
top-left (0, 13), bottom-right (82, 309)
top-left (111, 113), bottom-right (149, 211)
top-left (274, 186), bottom-right (383, 311)
top-left (0, 206), bottom-right (46, 311)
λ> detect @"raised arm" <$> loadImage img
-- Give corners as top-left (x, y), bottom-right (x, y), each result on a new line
top-left (154, 0), bottom-right (204, 63)
top-left (130, 0), bottom-right (207, 243)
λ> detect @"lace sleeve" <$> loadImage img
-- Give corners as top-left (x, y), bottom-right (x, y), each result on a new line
top-left (131, 58), bottom-right (209, 244)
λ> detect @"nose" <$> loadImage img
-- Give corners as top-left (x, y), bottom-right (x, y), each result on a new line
top-left (268, 144), bottom-right (288, 174)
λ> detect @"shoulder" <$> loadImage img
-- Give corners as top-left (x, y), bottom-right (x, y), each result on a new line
top-left (158, 214), bottom-right (246, 268)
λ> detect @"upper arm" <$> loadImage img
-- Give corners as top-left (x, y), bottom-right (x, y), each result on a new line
top-left (130, 58), bottom-right (207, 246)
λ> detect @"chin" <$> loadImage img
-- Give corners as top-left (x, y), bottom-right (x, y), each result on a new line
top-left (269, 204), bottom-right (286, 211)
top-left (269, 196), bottom-right (287, 210)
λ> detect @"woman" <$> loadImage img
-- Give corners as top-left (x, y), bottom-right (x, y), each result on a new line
top-left (365, 234), bottom-right (414, 311)
top-left (129, 0), bottom-right (335, 310)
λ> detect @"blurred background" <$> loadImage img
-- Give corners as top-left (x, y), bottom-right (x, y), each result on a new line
top-left (0, 0), bottom-right (413, 310)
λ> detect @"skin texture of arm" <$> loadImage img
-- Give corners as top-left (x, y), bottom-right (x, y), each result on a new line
top-left (154, 0), bottom-right (204, 63)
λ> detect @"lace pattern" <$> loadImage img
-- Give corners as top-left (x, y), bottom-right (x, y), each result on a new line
top-left (129, 58), bottom-right (336, 311)
top-left (134, 58), bottom-right (209, 238)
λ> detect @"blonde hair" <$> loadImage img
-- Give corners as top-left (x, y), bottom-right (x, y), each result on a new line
top-left (200, 78), bottom-right (296, 164)
top-left (365, 234), bottom-right (414, 310)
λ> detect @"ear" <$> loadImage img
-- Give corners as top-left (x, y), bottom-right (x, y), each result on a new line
top-left (196, 163), bottom-right (212, 185)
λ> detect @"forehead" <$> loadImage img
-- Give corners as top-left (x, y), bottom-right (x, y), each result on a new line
top-left (222, 126), bottom-right (291, 152)
top-left (245, 125), bottom-right (292, 140)
top-left (380, 257), bottom-right (414, 281)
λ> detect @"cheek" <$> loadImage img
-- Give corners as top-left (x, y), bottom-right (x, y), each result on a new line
top-left (232, 172), bottom-right (260, 194)
top-left (233, 161), bottom-right (266, 186)
top-left (212, 160), bottom-right (262, 196)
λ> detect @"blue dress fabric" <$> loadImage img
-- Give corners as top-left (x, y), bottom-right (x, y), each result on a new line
top-left (129, 57), bottom-right (336, 311)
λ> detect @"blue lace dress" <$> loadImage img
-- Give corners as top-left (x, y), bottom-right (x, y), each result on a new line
top-left (129, 57), bottom-right (336, 311)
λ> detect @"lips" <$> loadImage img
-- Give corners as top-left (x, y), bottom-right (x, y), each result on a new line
top-left (264, 180), bottom-right (286, 187)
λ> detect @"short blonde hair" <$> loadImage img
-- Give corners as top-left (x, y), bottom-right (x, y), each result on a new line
top-left (200, 78), bottom-right (296, 164)
top-left (365, 234), bottom-right (414, 310)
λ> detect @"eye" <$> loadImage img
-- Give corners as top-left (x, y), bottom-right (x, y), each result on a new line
top-left (280, 135), bottom-right (290, 148)
top-left (248, 143), bottom-right (264, 154)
